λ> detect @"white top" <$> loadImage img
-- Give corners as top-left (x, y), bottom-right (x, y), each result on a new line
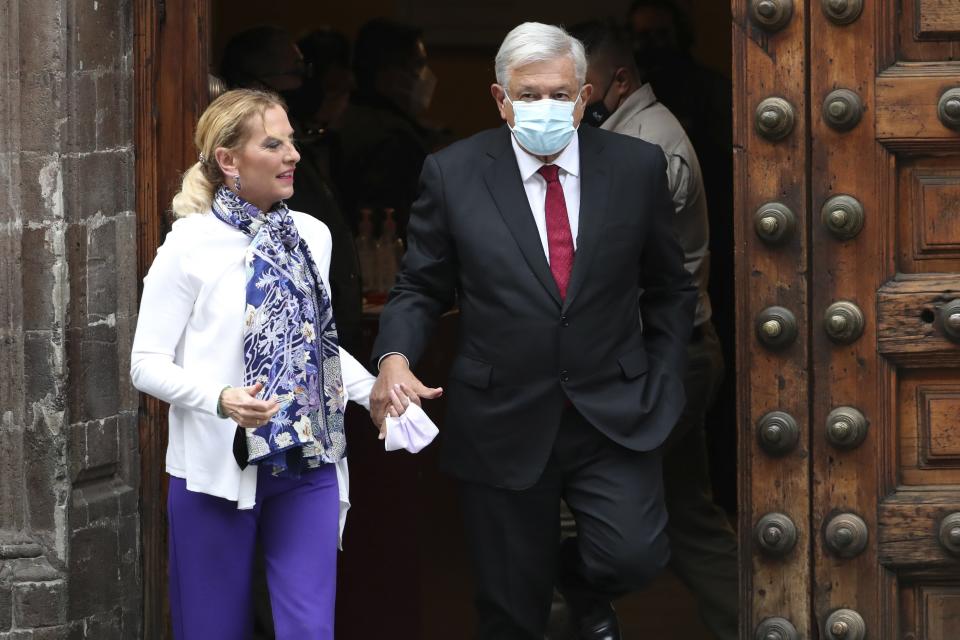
top-left (511, 132), bottom-right (582, 258)
top-left (130, 208), bottom-right (375, 545)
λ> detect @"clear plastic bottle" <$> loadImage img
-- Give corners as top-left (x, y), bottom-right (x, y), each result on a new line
top-left (377, 208), bottom-right (401, 292)
top-left (387, 207), bottom-right (405, 268)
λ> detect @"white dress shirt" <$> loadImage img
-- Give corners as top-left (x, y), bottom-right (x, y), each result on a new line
top-left (511, 132), bottom-right (581, 259)
top-left (378, 131), bottom-right (585, 371)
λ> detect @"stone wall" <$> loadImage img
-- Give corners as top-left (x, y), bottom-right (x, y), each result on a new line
top-left (0, 0), bottom-right (141, 637)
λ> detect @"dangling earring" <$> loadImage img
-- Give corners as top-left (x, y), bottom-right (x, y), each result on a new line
top-left (234, 174), bottom-right (242, 191)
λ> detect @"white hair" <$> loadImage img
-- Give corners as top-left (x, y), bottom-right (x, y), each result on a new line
top-left (495, 22), bottom-right (587, 90)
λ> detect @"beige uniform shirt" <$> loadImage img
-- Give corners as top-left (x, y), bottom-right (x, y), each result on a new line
top-left (601, 84), bottom-right (712, 327)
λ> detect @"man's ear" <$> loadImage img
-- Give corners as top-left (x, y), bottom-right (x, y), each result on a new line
top-left (615, 67), bottom-right (630, 92)
top-left (491, 84), bottom-right (510, 123)
top-left (573, 83), bottom-right (593, 127)
top-left (579, 83), bottom-right (594, 105)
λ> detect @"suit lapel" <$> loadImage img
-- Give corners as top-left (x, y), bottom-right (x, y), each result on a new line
top-left (483, 128), bottom-right (563, 306)
top-left (563, 126), bottom-right (610, 311)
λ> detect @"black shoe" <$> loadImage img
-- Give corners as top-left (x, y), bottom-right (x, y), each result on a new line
top-left (576, 602), bottom-right (621, 640)
top-left (561, 592), bottom-right (622, 640)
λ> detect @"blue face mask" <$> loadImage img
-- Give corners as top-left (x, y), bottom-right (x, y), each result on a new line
top-left (507, 92), bottom-right (581, 156)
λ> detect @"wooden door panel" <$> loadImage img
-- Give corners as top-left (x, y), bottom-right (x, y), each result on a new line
top-left (878, 279), bottom-right (960, 365)
top-left (880, 495), bottom-right (960, 568)
top-left (916, 0), bottom-right (960, 39)
top-left (892, 0), bottom-right (960, 63)
top-left (739, 0), bottom-right (960, 637)
top-left (809, 0), bottom-right (891, 631)
top-left (874, 0), bottom-right (960, 628)
top-left (854, 0), bottom-right (960, 634)
top-left (733, 0), bottom-right (813, 635)
top-left (897, 371), bottom-right (960, 485)
top-left (896, 160), bottom-right (960, 273)
top-left (135, 1), bottom-right (211, 637)
top-left (877, 76), bottom-right (960, 143)
top-left (899, 583), bottom-right (960, 640)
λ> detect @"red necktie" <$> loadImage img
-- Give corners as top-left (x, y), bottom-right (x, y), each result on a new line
top-left (537, 165), bottom-right (574, 300)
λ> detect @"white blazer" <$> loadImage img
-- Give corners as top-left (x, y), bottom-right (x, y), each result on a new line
top-left (130, 208), bottom-right (375, 544)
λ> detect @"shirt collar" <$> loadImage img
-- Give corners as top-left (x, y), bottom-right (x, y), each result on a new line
top-left (510, 129), bottom-right (581, 182)
top-left (601, 83), bottom-right (658, 132)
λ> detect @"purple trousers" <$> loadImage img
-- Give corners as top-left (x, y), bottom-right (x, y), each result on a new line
top-left (167, 463), bottom-right (339, 640)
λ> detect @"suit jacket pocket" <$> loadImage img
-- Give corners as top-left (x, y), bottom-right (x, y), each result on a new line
top-left (449, 355), bottom-right (493, 389)
top-left (618, 347), bottom-right (650, 380)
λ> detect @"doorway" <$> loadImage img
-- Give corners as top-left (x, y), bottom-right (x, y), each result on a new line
top-left (135, 1), bottom-right (736, 638)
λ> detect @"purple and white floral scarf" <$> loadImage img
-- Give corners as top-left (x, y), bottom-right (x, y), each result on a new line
top-left (211, 185), bottom-right (345, 476)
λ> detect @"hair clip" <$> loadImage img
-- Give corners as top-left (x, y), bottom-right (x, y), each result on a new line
top-left (198, 152), bottom-right (207, 164)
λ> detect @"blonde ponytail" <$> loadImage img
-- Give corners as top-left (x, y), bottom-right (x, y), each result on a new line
top-left (171, 162), bottom-right (217, 218)
top-left (170, 88), bottom-right (286, 218)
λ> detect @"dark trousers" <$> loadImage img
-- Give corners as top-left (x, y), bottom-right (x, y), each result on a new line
top-left (460, 407), bottom-right (669, 640)
top-left (662, 322), bottom-right (738, 640)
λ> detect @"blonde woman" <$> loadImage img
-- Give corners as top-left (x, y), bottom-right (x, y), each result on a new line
top-left (131, 89), bottom-right (416, 639)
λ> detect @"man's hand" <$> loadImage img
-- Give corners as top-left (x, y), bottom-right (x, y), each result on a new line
top-left (370, 355), bottom-right (443, 434)
top-left (219, 382), bottom-right (281, 428)
top-left (374, 382), bottom-right (423, 440)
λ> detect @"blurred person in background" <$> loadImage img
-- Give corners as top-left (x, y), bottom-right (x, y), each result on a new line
top-left (625, 0), bottom-right (729, 155)
top-left (220, 26), bottom-right (307, 99)
top-left (221, 26), bottom-right (363, 354)
top-left (333, 18), bottom-right (443, 239)
top-left (296, 27), bottom-right (354, 142)
top-left (572, 20), bottom-right (738, 640)
top-left (626, 0), bottom-right (738, 515)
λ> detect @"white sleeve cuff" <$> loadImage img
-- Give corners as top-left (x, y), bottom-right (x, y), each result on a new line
top-left (377, 352), bottom-right (410, 371)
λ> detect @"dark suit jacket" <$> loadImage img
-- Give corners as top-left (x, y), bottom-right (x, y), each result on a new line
top-left (372, 124), bottom-right (698, 488)
top-left (332, 92), bottom-right (433, 238)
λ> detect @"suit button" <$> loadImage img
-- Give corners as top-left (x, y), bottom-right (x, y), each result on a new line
top-left (560, 370), bottom-right (569, 383)
top-left (560, 314), bottom-right (569, 327)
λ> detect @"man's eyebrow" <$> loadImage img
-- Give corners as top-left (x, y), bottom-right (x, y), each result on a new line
top-left (514, 82), bottom-right (575, 93)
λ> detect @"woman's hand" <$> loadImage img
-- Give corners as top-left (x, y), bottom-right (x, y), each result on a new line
top-left (377, 382), bottom-right (421, 440)
top-left (219, 382), bottom-right (281, 428)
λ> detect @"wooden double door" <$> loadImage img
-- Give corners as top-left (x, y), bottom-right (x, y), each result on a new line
top-left (735, 0), bottom-right (960, 638)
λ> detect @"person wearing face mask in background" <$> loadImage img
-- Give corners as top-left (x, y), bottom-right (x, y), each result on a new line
top-left (626, 2), bottom-right (738, 515)
top-left (368, 22), bottom-right (697, 640)
top-left (625, 0), bottom-right (730, 160)
top-left (332, 18), bottom-right (448, 242)
top-left (294, 28), bottom-right (353, 172)
top-left (571, 20), bottom-right (738, 640)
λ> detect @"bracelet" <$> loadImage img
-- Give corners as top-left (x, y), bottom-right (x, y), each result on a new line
top-left (216, 386), bottom-right (231, 418)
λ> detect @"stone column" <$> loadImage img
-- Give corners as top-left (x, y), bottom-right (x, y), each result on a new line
top-left (0, 1), bottom-right (141, 637)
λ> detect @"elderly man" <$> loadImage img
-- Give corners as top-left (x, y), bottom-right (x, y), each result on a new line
top-left (572, 20), bottom-right (739, 640)
top-left (370, 22), bottom-right (697, 640)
